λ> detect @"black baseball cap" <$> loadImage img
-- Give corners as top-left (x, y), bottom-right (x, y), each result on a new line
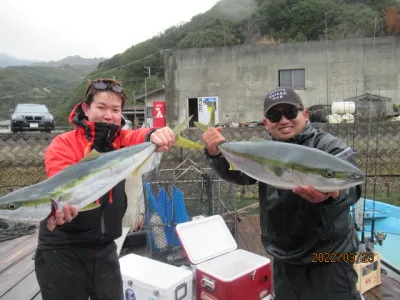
top-left (264, 87), bottom-right (303, 113)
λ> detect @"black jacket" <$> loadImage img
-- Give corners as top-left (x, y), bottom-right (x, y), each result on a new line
top-left (207, 123), bottom-right (361, 264)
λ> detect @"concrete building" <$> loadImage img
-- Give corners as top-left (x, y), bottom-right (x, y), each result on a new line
top-left (164, 37), bottom-right (400, 127)
top-left (123, 88), bottom-right (165, 128)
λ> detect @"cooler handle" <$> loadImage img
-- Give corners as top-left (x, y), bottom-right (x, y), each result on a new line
top-left (175, 282), bottom-right (187, 300)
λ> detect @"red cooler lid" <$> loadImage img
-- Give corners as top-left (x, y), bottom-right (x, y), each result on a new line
top-left (176, 215), bottom-right (237, 265)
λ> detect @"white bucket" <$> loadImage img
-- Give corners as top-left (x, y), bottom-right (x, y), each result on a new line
top-left (326, 114), bottom-right (342, 124)
top-left (331, 101), bottom-right (356, 115)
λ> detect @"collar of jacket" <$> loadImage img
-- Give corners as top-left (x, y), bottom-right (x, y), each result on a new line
top-left (68, 103), bottom-right (121, 147)
top-left (271, 121), bottom-right (316, 144)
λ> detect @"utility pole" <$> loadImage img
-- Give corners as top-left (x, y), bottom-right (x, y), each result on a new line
top-left (143, 66), bottom-right (151, 127)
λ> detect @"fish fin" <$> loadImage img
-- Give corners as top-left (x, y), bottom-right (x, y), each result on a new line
top-left (81, 202), bottom-right (101, 211)
top-left (82, 149), bottom-right (101, 161)
top-left (171, 115), bottom-right (203, 149)
top-left (228, 163), bottom-right (238, 171)
top-left (174, 135), bottom-right (203, 149)
top-left (131, 152), bottom-right (157, 176)
top-left (194, 121), bottom-right (209, 132)
top-left (227, 158), bottom-right (238, 171)
top-left (335, 147), bottom-right (356, 160)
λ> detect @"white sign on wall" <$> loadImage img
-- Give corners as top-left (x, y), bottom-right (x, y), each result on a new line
top-left (198, 96), bottom-right (219, 125)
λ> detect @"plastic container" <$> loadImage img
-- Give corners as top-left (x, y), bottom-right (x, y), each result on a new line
top-left (331, 101), bottom-right (356, 115)
top-left (176, 215), bottom-right (271, 300)
top-left (354, 252), bottom-right (382, 294)
top-left (326, 114), bottom-right (342, 124)
top-left (120, 253), bottom-right (193, 300)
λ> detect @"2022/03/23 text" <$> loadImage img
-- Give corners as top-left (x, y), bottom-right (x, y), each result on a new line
top-left (311, 252), bottom-right (375, 263)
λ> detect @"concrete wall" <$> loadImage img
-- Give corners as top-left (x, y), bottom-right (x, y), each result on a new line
top-left (164, 37), bottom-right (400, 126)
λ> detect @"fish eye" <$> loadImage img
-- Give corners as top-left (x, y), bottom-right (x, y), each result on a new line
top-left (350, 172), bottom-right (363, 180)
top-left (325, 170), bottom-right (336, 178)
top-left (8, 203), bottom-right (17, 210)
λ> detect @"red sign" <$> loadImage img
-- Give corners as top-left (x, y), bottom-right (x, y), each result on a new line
top-left (152, 101), bottom-right (166, 128)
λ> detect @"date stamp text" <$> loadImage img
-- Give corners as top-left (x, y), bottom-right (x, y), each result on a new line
top-left (311, 252), bottom-right (375, 263)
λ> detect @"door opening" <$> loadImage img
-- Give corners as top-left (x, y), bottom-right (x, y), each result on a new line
top-left (188, 98), bottom-right (199, 127)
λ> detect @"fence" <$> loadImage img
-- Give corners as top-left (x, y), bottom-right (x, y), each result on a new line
top-left (1, 121), bottom-right (400, 202)
top-left (142, 160), bottom-right (237, 265)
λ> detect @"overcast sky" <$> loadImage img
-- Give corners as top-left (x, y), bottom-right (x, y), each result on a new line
top-left (1, 0), bottom-right (220, 62)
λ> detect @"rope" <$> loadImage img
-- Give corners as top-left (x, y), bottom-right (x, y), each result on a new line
top-left (0, 219), bottom-right (36, 243)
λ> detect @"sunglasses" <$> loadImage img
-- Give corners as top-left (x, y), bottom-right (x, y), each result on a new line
top-left (85, 80), bottom-right (125, 99)
top-left (92, 80), bottom-right (124, 93)
top-left (265, 107), bottom-right (302, 123)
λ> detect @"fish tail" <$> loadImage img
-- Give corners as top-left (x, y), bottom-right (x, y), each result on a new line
top-left (171, 116), bottom-right (192, 136)
top-left (171, 102), bottom-right (217, 148)
top-left (171, 115), bottom-right (203, 149)
top-left (208, 102), bottom-right (216, 127)
top-left (175, 135), bottom-right (203, 149)
top-left (194, 121), bottom-right (209, 133)
top-left (80, 202), bottom-right (101, 211)
top-left (194, 102), bottom-right (216, 132)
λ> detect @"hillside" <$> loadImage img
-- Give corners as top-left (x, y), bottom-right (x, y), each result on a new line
top-left (2, 0), bottom-right (400, 125)
top-left (31, 55), bottom-right (107, 67)
top-left (0, 64), bottom-right (97, 120)
top-left (0, 53), bottom-right (38, 68)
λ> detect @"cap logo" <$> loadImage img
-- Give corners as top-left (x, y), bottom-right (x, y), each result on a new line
top-left (269, 89), bottom-right (288, 101)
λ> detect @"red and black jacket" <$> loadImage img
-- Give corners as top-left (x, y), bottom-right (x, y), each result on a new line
top-left (38, 103), bottom-right (154, 248)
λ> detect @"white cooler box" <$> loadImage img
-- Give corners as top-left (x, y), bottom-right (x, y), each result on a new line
top-left (119, 253), bottom-right (193, 300)
top-left (176, 215), bottom-right (272, 300)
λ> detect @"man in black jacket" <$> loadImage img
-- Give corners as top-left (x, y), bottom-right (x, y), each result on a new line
top-left (202, 87), bottom-right (362, 300)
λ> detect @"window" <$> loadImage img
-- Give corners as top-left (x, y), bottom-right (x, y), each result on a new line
top-left (279, 69), bottom-right (305, 89)
top-left (146, 106), bottom-right (153, 118)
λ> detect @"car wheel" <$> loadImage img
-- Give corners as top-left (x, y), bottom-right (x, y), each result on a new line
top-left (11, 128), bottom-right (18, 133)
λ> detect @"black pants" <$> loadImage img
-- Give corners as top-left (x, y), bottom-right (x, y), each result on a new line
top-left (34, 242), bottom-right (123, 300)
top-left (273, 259), bottom-right (361, 300)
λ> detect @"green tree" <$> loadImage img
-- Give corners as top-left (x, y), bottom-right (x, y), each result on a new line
top-left (261, 0), bottom-right (340, 42)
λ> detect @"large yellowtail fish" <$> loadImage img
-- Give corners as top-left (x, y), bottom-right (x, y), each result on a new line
top-left (0, 116), bottom-right (202, 223)
top-left (195, 104), bottom-right (364, 192)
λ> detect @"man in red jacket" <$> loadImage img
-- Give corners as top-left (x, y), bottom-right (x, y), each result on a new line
top-left (35, 78), bottom-right (175, 300)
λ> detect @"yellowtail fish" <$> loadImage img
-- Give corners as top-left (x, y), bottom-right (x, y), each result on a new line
top-left (0, 116), bottom-right (202, 223)
top-left (195, 104), bottom-right (364, 192)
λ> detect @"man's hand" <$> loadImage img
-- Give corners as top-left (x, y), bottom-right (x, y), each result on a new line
top-left (202, 127), bottom-right (225, 156)
top-left (150, 127), bottom-right (175, 152)
top-left (47, 205), bottom-right (78, 231)
top-left (293, 185), bottom-right (339, 203)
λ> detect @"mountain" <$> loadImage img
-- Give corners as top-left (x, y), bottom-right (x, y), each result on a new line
top-left (2, 0), bottom-right (398, 125)
top-left (0, 64), bottom-right (98, 121)
top-left (31, 55), bottom-right (107, 67)
top-left (0, 53), bottom-right (38, 68)
top-left (64, 0), bottom-right (395, 116)
top-left (0, 53), bottom-right (106, 68)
